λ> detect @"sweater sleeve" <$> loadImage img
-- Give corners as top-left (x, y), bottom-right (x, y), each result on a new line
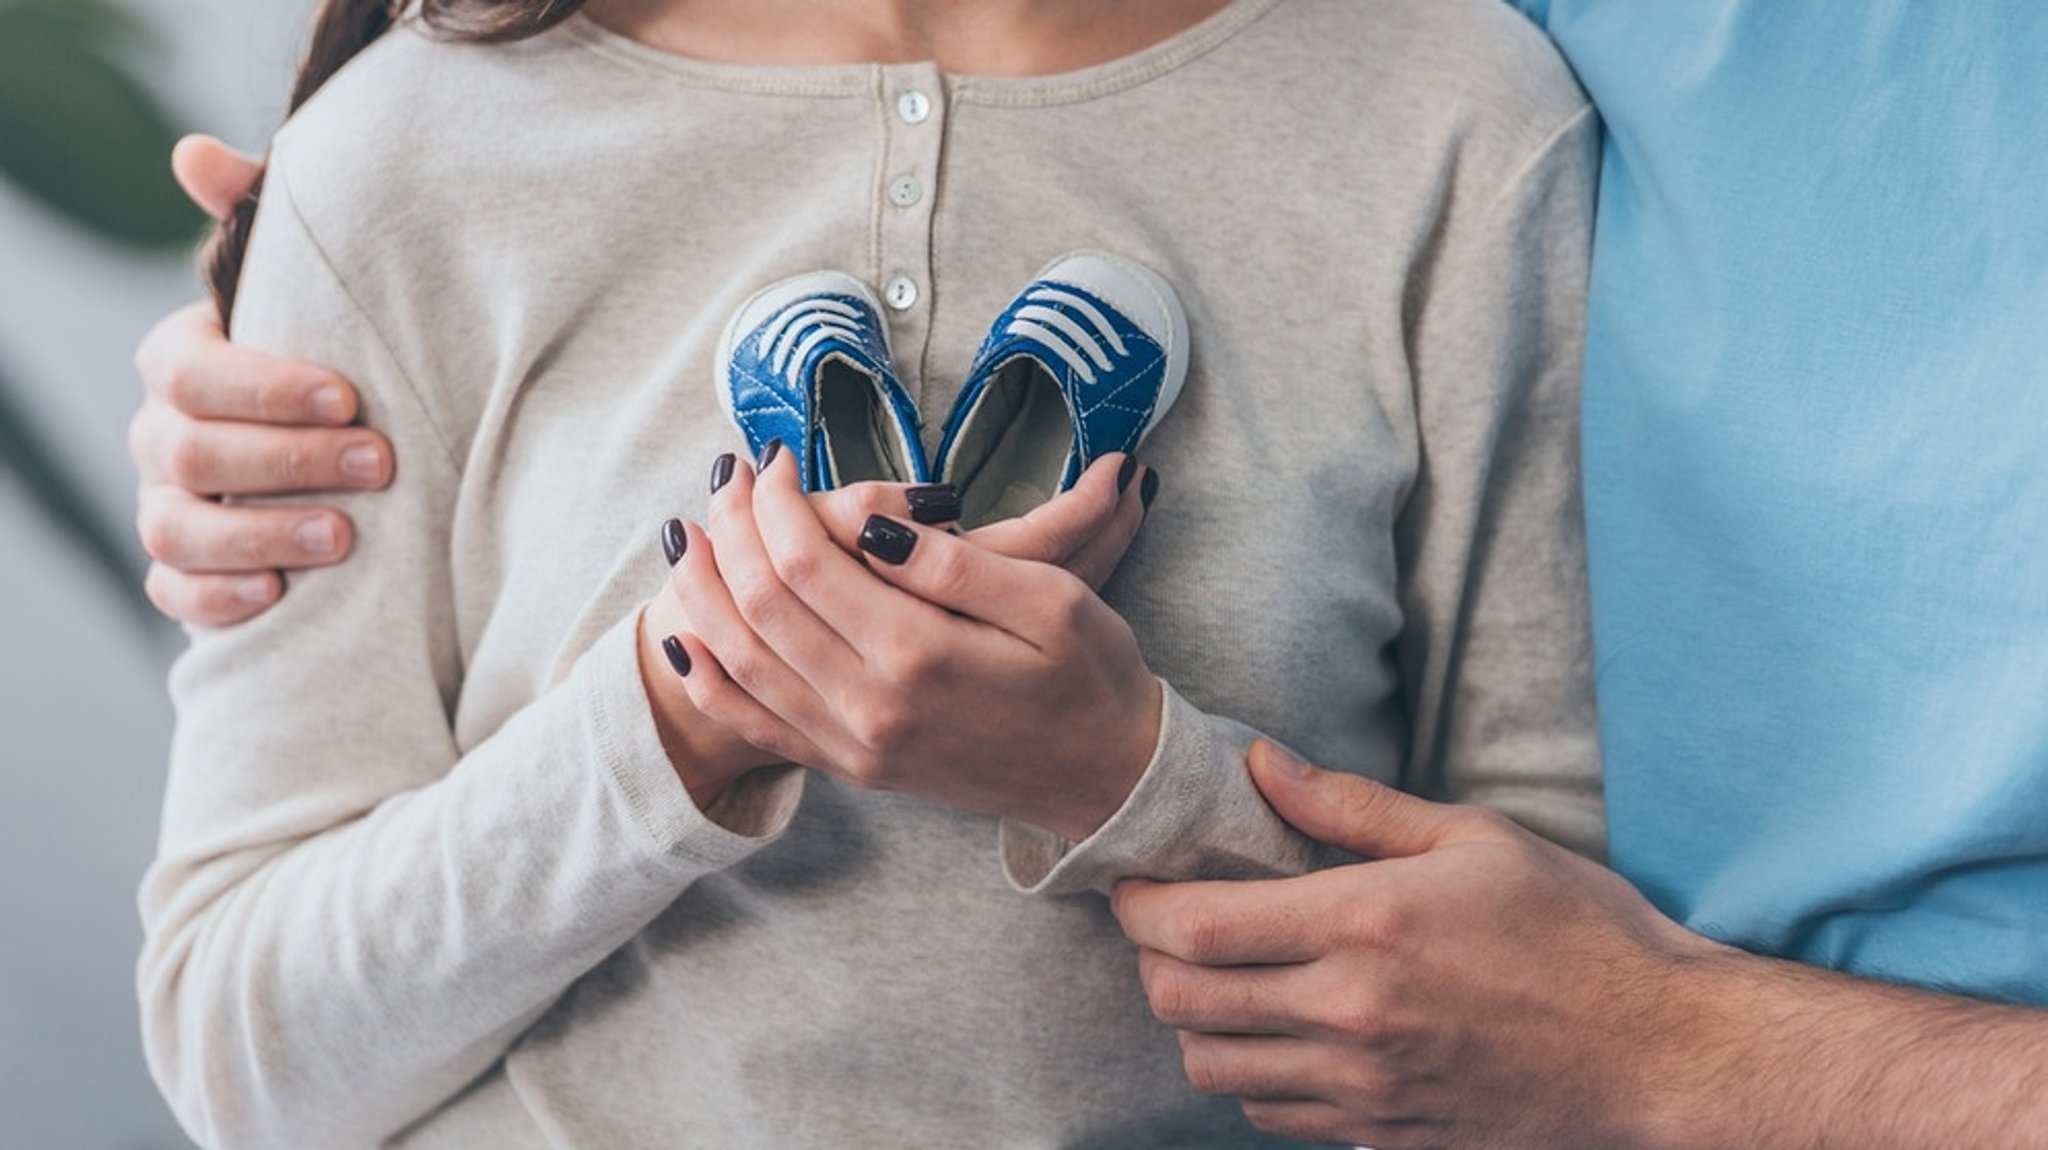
top-left (1393, 106), bottom-right (1604, 859)
top-left (998, 106), bottom-right (1605, 895)
top-left (136, 167), bottom-right (805, 1150)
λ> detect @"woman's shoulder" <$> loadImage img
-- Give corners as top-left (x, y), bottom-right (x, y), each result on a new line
top-left (264, 17), bottom-right (592, 264)
top-left (1259, 0), bottom-right (1589, 162)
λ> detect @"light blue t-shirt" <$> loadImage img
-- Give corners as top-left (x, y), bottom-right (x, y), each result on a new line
top-left (1511, 1), bottom-right (2048, 1003)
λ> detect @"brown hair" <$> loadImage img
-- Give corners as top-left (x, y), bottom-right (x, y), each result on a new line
top-left (205, 0), bottom-right (585, 325)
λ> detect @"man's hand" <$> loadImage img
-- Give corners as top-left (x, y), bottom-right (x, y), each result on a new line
top-left (130, 135), bottom-right (392, 625)
top-left (1113, 741), bottom-right (1711, 1148)
top-left (1113, 743), bottom-right (2048, 1150)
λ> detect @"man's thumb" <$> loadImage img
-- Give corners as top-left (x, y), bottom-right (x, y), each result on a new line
top-left (1248, 741), bottom-right (1461, 859)
top-left (171, 135), bottom-right (263, 222)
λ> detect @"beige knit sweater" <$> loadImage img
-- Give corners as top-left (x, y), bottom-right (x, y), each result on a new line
top-left (141, 1), bottom-right (1602, 1145)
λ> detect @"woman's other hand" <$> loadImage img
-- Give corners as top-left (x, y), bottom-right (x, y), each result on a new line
top-left (660, 449), bottom-right (1162, 839)
top-left (130, 135), bottom-right (394, 626)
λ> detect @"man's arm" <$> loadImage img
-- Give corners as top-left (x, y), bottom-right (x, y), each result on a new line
top-left (1112, 742), bottom-right (2048, 1149)
top-left (131, 135), bottom-right (392, 624)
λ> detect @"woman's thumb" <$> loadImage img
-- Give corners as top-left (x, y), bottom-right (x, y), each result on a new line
top-left (1248, 741), bottom-right (1461, 859)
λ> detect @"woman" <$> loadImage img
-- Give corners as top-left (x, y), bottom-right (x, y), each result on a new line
top-left (138, 0), bottom-right (1602, 1145)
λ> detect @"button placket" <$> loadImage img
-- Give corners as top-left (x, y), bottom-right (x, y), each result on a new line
top-left (875, 64), bottom-right (946, 419)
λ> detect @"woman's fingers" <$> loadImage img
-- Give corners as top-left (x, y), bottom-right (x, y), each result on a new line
top-left (748, 448), bottom-right (960, 657)
top-left (170, 134), bottom-right (263, 222)
top-left (854, 513), bottom-right (1103, 645)
top-left (667, 512), bottom-right (846, 747)
top-left (962, 453), bottom-right (1130, 568)
top-left (1041, 462), bottom-right (1153, 591)
top-left (701, 451), bottom-right (873, 688)
top-left (136, 484), bottom-right (355, 572)
top-left (658, 630), bottom-right (831, 772)
top-left (135, 301), bottom-right (360, 427)
top-left (804, 478), bottom-right (962, 554)
top-left (130, 400), bottom-right (392, 496)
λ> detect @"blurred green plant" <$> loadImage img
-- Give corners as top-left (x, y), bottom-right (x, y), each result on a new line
top-left (0, 0), bottom-right (198, 245)
top-left (0, 0), bottom-right (204, 613)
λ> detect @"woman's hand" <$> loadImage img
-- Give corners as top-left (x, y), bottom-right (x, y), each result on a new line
top-left (659, 447), bottom-right (1162, 839)
top-left (130, 136), bottom-right (394, 624)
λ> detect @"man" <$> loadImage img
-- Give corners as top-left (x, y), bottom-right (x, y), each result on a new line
top-left (1113, 3), bottom-right (2048, 1145)
top-left (131, 2), bottom-right (2048, 1145)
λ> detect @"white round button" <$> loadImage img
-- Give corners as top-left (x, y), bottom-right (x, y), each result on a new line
top-left (884, 276), bottom-right (920, 311)
top-left (896, 90), bottom-right (932, 124)
top-left (888, 176), bottom-right (923, 207)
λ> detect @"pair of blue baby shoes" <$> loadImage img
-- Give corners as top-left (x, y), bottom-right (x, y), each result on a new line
top-left (715, 252), bottom-right (1187, 528)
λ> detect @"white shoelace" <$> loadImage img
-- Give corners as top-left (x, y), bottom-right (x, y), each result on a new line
top-left (761, 298), bottom-right (866, 386)
top-left (1002, 286), bottom-right (1130, 386)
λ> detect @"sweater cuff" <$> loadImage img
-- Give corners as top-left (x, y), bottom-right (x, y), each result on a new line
top-left (1000, 680), bottom-right (1294, 896)
top-left (582, 614), bottom-right (804, 872)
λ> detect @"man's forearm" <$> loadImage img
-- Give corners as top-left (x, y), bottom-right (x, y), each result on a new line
top-left (1651, 948), bottom-right (2048, 1149)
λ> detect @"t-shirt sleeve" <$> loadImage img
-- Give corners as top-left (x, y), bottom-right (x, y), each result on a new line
top-left (136, 158), bottom-right (804, 1150)
top-left (998, 104), bottom-right (1606, 896)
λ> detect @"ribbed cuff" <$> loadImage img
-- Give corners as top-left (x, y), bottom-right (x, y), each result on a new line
top-left (582, 614), bottom-right (805, 872)
top-left (1001, 680), bottom-right (1286, 895)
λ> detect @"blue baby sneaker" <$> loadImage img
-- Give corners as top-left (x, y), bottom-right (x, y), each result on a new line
top-left (716, 272), bottom-right (929, 490)
top-left (933, 252), bottom-right (1187, 528)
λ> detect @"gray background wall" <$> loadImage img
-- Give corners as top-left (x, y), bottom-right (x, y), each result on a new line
top-left (1, 3), bottom-right (314, 1145)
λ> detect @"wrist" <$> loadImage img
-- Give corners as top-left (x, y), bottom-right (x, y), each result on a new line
top-left (633, 609), bottom-right (777, 811)
top-left (1037, 675), bottom-right (1164, 841)
top-left (1620, 943), bottom-right (1802, 1150)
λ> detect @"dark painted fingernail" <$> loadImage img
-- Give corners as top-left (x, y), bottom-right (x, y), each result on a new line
top-left (905, 484), bottom-right (962, 525)
top-left (1140, 468), bottom-right (1161, 510)
top-left (661, 518), bottom-right (688, 566)
top-left (858, 515), bottom-right (918, 566)
top-left (759, 438), bottom-right (785, 471)
top-left (662, 635), bottom-right (692, 678)
top-left (1117, 455), bottom-right (1138, 493)
top-left (710, 453), bottom-right (736, 494)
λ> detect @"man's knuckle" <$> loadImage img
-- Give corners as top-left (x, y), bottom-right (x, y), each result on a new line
top-left (1464, 806), bottom-right (1519, 840)
top-left (1347, 1064), bottom-right (1410, 1113)
top-left (135, 507), bottom-right (184, 563)
top-left (166, 431), bottom-right (215, 488)
top-left (1341, 900), bottom-right (1406, 952)
top-left (1179, 1040), bottom-right (1230, 1096)
top-left (1332, 990), bottom-right (1398, 1048)
top-left (258, 376), bottom-right (310, 423)
top-left (1238, 1102), bottom-right (1298, 1138)
top-left (231, 522), bottom-right (274, 565)
top-left (1174, 911), bottom-right (1231, 963)
top-left (1146, 966), bottom-right (1196, 1024)
top-left (143, 564), bottom-right (183, 616)
top-left (125, 408), bottom-right (155, 464)
top-left (271, 442), bottom-right (310, 486)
